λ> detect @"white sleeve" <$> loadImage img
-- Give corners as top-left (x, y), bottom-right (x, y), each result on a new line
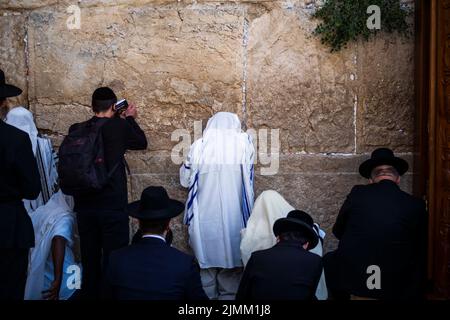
top-left (180, 141), bottom-right (198, 188)
top-left (52, 215), bottom-right (75, 247)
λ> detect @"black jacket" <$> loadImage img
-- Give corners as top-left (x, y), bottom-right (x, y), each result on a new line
top-left (70, 116), bottom-right (147, 212)
top-left (0, 121), bottom-right (41, 249)
top-left (236, 241), bottom-right (323, 300)
top-left (106, 237), bottom-right (208, 300)
top-left (331, 179), bottom-right (428, 299)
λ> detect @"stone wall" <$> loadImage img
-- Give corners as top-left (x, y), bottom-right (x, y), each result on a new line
top-left (0, 0), bottom-right (415, 253)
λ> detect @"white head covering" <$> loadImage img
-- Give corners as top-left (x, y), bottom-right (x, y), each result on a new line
top-left (239, 190), bottom-right (329, 300)
top-left (240, 190), bottom-right (295, 266)
top-left (204, 111), bottom-right (241, 132)
top-left (5, 106), bottom-right (38, 154)
top-left (198, 112), bottom-right (247, 166)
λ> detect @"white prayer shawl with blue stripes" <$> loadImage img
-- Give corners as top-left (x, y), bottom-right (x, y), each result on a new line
top-left (180, 112), bottom-right (255, 269)
top-left (5, 107), bottom-right (58, 212)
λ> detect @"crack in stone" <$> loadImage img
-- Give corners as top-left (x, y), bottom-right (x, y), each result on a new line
top-left (241, 16), bottom-right (249, 129)
top-left (24, 16), bottom-right (31, 109)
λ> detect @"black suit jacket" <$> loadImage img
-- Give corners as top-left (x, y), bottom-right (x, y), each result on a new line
top-left (331, 179), bottom-right (428, 299)
top-left (236, 241), bottom-right (323, 300)
top-left (0, 121), bottom-right (41, 249)
top-left (106, 237), bottom-right (208, 300)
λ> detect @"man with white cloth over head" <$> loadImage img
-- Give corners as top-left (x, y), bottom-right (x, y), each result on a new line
top-left (5, 107), bottom-right (58, 212)
top-left (180, 112), bottom-right (255, 300)
top-left (240, 190), bottom-right (328, 300)
top-left (24, 191), bottom-right (81, 300)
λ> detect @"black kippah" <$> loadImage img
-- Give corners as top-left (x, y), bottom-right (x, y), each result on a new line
top-left (92, 87), bottom-right (117, 101)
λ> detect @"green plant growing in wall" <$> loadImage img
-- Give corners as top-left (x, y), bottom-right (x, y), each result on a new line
top-left (312, 0), bottom-right (411, 52)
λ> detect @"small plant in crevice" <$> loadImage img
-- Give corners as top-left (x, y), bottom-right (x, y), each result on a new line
top-left (312, 0), bottom-right (412, 52)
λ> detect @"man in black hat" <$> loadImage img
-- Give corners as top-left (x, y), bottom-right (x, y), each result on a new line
top-left (0, 69), bottom-right (41, 299)
top-left (324, 148), bottom-right (428, 300)
top-left (236, 210), bottom-right (323, 300)
top-left (105, 186), bottom-right (208, 300)
top-left (68, 87), bottom-right (147, 299)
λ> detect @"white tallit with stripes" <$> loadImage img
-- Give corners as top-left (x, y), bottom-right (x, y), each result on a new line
top-left (180, 112), bottom-right (255, 269)
top-left (240, 190), bottom-right (329, 300)
top-left (5, 106), bottom-right (58, 211)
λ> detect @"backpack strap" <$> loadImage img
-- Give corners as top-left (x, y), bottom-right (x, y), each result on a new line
top-left (123, 158), bottom-right (131, 176)
top-left (106, 158), bottom-right (130, 178)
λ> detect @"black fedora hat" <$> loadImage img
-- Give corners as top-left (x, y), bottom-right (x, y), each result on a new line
top-left (0, 69), bottom-right (22, 99)
top-left (273, 210), bottom-right (319, 250)
top-left (126, 186), bottom-right (184, 220)
top-left (359, 148), bottom-right (408, 179)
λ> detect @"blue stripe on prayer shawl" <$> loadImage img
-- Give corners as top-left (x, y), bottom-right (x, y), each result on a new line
top-left (185, 190), bottom-right (197, 224)
top-left (187, 190), bottom-right (197, 210)
top-left (187, 208), bottom-right (195, 224)
top-left (188, 172), bottom-right (199, 192)
top-left (242, 187), bottom-right (250, 227)
top-left (184, 172), bottom-right (199, 225)
top-left (243, 163), bottom-right (255, 226)
top-left (183, 163), bottom-right (191, 170)
top-left (241, 164), bottom-right (251, 228)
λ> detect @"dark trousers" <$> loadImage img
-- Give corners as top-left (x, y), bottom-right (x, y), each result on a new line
top-left (77, 209), bottom-right (129, 300)
top-left (0, 248), bottom-right (29, 300)
top-left (323, 251), bottom-right (350, 301)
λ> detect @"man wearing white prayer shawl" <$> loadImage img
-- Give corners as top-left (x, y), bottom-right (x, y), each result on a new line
top-left (180, 112), bottom-right (255, 300)
top-left (240, 190), bottom-right (328, 300)
top-left (6, 107), bottom-right (81, 300)
top-left (24, 191), bottom-right (81, 300)
top-left (5, 107), bottom-right (58, 212)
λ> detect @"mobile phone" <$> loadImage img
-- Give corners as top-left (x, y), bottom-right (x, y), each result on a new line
top-left (114, 99), bottom-right (129, 113)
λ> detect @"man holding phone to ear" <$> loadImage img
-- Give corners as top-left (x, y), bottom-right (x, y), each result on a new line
top-left (67, 87), bottom-right (148, 300)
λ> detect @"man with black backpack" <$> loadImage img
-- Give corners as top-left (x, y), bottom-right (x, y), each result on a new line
top-left (59, 87), bottom-right (147, 299)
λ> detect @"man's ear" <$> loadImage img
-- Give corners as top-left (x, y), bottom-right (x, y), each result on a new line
top-left (302, 242), bottom-right (309, 250)
top-left (396, 176), bottom-right (401, 185)
top-left (368, 178), bottom-right (374, 184)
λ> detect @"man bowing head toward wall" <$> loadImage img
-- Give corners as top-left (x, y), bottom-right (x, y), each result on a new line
top-left (105, 186), bottom-right (208, 300)
top-left (324, 148), bottom-right (428, 300)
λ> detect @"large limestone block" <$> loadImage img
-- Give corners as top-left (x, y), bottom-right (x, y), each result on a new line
top-left (0, 1), bottom-right (283, 10)
top-left (27, 3), bottom-right (245, 150)
top-left (0, 12), bottom-right (28, 107)
top-left (246, 3), bottom-right (357, 153)
top-left (356, 34), bottom-right (415, 152)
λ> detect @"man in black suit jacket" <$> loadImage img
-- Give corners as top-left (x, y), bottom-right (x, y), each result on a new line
top-left (236, 210), bottom-right (323, 300)
top-left (0, 69), bottom-right (41, 300)
top-left (324, 148), bottom-right (428, 300)
top-left (105, 186), bottom-right (208, 300)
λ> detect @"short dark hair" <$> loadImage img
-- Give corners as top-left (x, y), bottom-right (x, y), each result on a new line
top-left (278, 231), bottom-right (309, 245)
top-left (139, 218), bottom-right (170, 235)
top-left (91, 87), bottom-right (117, 113)
top-left (0, 98), bottom-right (6, 105)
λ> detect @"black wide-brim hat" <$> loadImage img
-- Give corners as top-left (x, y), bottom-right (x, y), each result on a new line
top-left (126, 186), bottom-right (185, 220)
top-left (359, 148), bottom-right (409, 179)
top-left (273, 210), bottom-right (319, 250)
top-left (0, 69), bottom-right (22, 99)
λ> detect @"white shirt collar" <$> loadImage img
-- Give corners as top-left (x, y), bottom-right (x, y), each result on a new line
top-left (142, 234), bottom-right (166, 242)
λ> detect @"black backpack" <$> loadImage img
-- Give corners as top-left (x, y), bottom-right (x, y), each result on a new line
top-left (57, 117), bottom-right (119, 196)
